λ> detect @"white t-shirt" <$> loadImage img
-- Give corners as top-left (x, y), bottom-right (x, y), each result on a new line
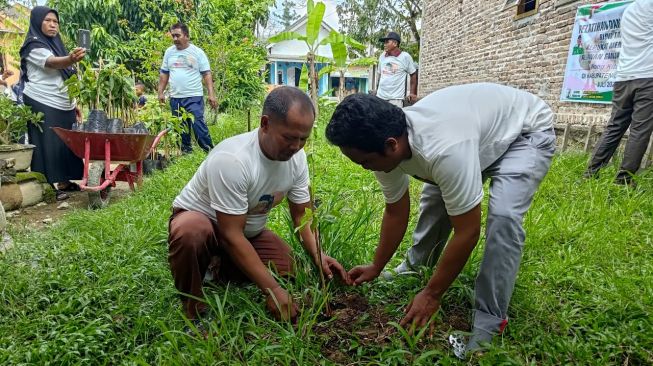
top-left (160, 44), bottom-right (211, 98)
top-left (615, 0), bottom-right (653, 82)
top-left (374, 83), bottom-right (554, 216)
top-left (173, 129), bottom-right (311, 238)
top-left (23, 48), bottom-right (75, 110)
top-left (377, 51), bottom-right (417, 100)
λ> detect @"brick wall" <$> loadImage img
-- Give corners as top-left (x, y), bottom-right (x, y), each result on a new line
top-left (419, 0), bottom-right (614, 126)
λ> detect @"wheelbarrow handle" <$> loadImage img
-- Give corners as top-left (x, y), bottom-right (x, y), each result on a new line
top-left (149, 128), bottom-right (170, 155)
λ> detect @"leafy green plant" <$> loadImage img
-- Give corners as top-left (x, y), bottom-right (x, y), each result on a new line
top-left (97, 61), bottom-right (138, 123)
top-left (0, 96), bottom-right (43, 145)
top-left (317, 38), bottom-right (376, 101)
top-left (0, 107), bottom-right (652, 365)
top-left (65, 60), bottom-right (138, 123)
top-left (136, 101), bottom-right (191, 158)
top-left (52, 0), bottom-right (271, 113)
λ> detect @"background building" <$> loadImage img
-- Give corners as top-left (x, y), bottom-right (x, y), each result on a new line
top-left (265, 15), bottom-right (369, 97)
top-left (419, 0), bottom-right (614, 127)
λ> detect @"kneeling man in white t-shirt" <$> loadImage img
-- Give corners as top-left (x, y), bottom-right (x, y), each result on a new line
top-left (169, 86), bottom-right (350, 324)
top-left (325, 83), bottom-right (555, 356)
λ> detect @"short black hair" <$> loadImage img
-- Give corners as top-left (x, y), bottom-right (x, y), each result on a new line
top-left (135, 82), bottom-right (145, 87)
top-left (325, 94), bottom-right (407, 154)
top-left (170, 22), bottom-right (189, 37)
top-left (263, 86), bottom-right (315, 123)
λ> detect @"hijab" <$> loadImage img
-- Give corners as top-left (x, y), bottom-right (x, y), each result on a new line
top-left (19, 6), bottom-right (76, 82)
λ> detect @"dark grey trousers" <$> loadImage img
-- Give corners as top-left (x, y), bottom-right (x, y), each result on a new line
top-left (399, 129), bottom-right (555, 337)
top-left (586, 78), bottom-right (653, 180)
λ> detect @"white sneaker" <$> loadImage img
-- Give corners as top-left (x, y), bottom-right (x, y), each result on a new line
top-left (380, 261), bottom-right (417, 280)
top-left (448, 334), bottom-right (467, 360)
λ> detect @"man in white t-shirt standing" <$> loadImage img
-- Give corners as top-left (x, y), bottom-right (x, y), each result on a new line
top-left (373, 32), bottom-right (418, 107)
top-left (326, 83), bottom-right (555, 356)
top-left (158, 22), bottom-right (216, 153)
top-left (585, 0), bottom-right (653, 186)
top-left (168, 86), bottom-right (349, 323)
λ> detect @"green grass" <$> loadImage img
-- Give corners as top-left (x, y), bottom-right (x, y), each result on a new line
top-left (0, 108), bottom-right (652, 365)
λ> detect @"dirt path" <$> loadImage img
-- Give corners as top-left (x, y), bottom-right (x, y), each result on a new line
top-left (5, 181), bottom-right (132, 230)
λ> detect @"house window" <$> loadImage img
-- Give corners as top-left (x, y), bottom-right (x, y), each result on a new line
top-left (277, 70), bottom-right (283, 85)
top-left (515, 0), bottom-right (539, 19)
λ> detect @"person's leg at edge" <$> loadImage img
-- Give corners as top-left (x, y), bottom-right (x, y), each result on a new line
top-left (585, 81), bottom-right (634, 177)
top-left (170, 98), bottom-right (193, 153)
top-left (616, 79), bottom-right (653, 184)
top-left (168, 209), bottom-right (220, 319)
top-left (395, 183), bottom-right (452, 274)
top-left (469, 129), bottom-right (555, 353)
top-left (186, 96), bottom-right (214, 153)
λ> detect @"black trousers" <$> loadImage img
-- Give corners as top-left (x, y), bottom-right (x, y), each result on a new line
top-left (586, 78), bottom-right (653, 179)
top-left (24, 95), bottom-right (83, 184)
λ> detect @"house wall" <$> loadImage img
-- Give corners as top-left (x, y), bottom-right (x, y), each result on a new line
top-left (270, 61), bottom-right (331, 95)
top-left (268, 23), bottom-right (334, 60)
top-left (419, 0), bottom-right (620, 127)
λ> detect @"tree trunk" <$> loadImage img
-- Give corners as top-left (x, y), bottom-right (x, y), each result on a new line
top-left (308, 52), bottom-right (319, 117)
top-left (339, 70), bottom-right (345, 102)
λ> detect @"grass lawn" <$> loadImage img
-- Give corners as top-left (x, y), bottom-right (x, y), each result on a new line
top-left (1, 107), bottom-right (652, 365)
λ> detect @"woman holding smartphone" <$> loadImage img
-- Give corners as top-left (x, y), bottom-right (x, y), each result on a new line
top-left (19, 6), bottom-right (86, 201)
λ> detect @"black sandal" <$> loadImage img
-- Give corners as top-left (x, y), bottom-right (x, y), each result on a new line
top-left (55, 190), bottom-right (69, 201)
top-left (57, 182), bottom-right (81, 192)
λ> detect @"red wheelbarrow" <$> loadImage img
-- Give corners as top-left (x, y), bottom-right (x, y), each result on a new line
top-left (52, 127), bottom-right (168, 209)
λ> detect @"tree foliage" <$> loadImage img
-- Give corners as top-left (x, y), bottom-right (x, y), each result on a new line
top-left (49, 0), bottom-right (272, 111)
top-left (336, 0), bottom-right (421, 59)
top-left (277, 0), bottom-right (300, 29)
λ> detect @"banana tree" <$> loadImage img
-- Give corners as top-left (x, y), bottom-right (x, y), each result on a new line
top-left (268, 0), bottom-right (363, 114)
top-left (317, 32), bottom-right (375, 101)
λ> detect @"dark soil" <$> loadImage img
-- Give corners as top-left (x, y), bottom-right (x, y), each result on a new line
top-left (314, 292), bottom-right (471, 364)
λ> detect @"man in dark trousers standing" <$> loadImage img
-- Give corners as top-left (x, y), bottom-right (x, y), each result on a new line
top-left (158, 22), bottom-right (216, 153)
top-left (585, 0), bottom-right (653, 185)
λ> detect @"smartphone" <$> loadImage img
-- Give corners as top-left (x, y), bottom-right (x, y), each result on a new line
top-left (77, 29), bottom-right (91, 51)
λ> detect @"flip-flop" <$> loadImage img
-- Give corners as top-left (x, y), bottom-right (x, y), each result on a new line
top-left (55, 190), bottom-right (69, 201)
top-left (58, 182), bottom-right (81, 192)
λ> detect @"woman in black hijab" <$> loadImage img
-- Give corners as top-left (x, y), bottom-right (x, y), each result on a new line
top-left (19, 6), bottom-right (86, 201)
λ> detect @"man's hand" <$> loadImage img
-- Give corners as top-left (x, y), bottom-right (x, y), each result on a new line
top-left (69, 47), bottom-right (86, 63)
top-left (369, 89), bottom-right (377, 96)
top-left (265, 286), bottom-right (298, 322)
top-left (208, 95), bottom-right (218, 110)
top-left (320, 254), bottom-right (351, 285)
top-left (407, 94), bottom-right (418, 104)
top-left (348, 263), bottom-right (381, 286)
top-left (399, 288), bottom-right (441, 333)
top-left (158, 93), bottom-right (166, 104)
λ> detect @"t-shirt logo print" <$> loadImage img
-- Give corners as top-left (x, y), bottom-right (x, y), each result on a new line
top-left (249, 194), bottom-right (275, 215)
top-left (382, 62), bottom-right (399, 75)
top-left (171, 55), bottom-right (197, 70)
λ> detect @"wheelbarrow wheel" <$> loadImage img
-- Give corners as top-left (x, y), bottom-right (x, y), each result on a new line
top-left (87, 162), bottom-right (111, 209)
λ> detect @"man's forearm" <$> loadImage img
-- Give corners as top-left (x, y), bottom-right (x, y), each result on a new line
top-left (290, 202), bottom-right (321, 263)
top-left (372, 192), bottom-right (410, 270)
top-left (220, 233), bottom-right (280, 292)
top-left (158, 74), bottom-right (169, 96)
top-left (424, 224), bottom-right (479, 299)
top-left (203, 72), bottom-right (215, 97)
top-left (297, 224), bottom-right (322, 264)
top-left (410, 73), bottom-right (418, 96)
